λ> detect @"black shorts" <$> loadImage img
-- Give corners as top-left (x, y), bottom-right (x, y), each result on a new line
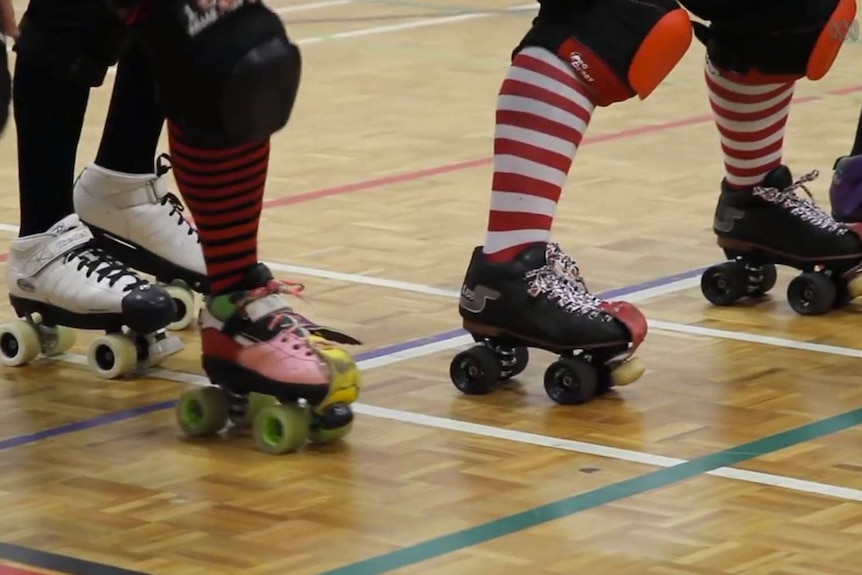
top-left (14, 0), bottom-right (129, 86)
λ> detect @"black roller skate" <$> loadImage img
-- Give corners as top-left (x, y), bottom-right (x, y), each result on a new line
top-left (73, 155), bottom-right (208, 331)
top-left (1, 215), bottom-right (183, 379)
top-left (701, 165), bottom-right (862, 315)
top-left (450, 243), bottom-right (648, 405)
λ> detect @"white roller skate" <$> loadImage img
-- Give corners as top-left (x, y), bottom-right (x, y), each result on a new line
top-left (73, 155), bottom-right (207, 331)
top-left (1, 214), bottom-right (183, 379)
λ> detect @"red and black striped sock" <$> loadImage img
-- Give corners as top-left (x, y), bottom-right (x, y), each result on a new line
top-left (168, 124), bottom-right (270, 294)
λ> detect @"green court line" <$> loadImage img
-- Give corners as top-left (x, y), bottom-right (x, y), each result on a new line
top-left (320, 406), bottom-right (862, 575)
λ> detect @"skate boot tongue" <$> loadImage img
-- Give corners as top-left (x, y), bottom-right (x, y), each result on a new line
top-left (759, 165), bottom-right (793, 191)
top-left (513, 243), bottom-right (551, 269)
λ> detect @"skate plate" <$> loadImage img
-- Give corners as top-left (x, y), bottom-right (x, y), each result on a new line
top-left (451, 319), bottom-right (647, 406)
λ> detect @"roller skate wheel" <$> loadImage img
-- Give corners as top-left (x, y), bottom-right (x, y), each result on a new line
top-left (847, 275), bottom-right (862, 299)
top-left (449, 346), bottom-right (502, 395)
top-left (253, 403), bottom-right (311, 455)
top-left (233, 393), bottom-right (279, 429)
top-left (701, 262), bottom-right (747, 306)
top-left (176, 387), bottom-right (230, 437)
top-left (0, 321), bottom-right (42, 367)
top-left (610, 358), bottom-right (645, 387)
top-left (543, 357), bottom-right (598, 405)
top-left (41, 325), bottom-right (76, 357)
top-left (309, 404), bottom-right (354, 445)
top-left (164, 284), bottom-right (196, 332)
top-left (309, 422), bottom-right (353, 445)
top-left (787, 272), bottom-right (837, 316)
top-left (87, 335), bottom-right (139, 379)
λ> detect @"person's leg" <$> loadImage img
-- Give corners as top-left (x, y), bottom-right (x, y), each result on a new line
top-left (129, 0), bottom-right (359, 444)
top-left (1, 0), bottom-right (179, 377)
top-left (72, 41), bottom-right (207, 330)
top-left (681, 0), bottom-right (862, 313)
top-left (455, 0), bottom-right (691, 396)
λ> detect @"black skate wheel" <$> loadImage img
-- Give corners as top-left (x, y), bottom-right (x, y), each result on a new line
top-left (701, 262), bottom-right (747, 306)
top-left (500, 346), bottom-right (530, 380)
top-left (833, 279), bottom-right (855, 308)
top-left (543, 357), bottom-right (598, 405)
top-left (787, 272), bottom-right (837, 316)
top-left (449, 346), bottom-right (501, 395)
top-left (748, 263), bottom-right (777, 297)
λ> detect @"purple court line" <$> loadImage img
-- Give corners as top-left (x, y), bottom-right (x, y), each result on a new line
top-left (0, 265), bottom-right (707, 452)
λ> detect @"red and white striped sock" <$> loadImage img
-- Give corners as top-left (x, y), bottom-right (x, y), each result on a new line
top-left (483, 46), bottom-right (596, 262)
top-left (705, 57), bottom-right (795, 189)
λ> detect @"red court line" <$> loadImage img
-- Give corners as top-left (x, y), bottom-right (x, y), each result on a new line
top-left (261, 85), bottom-right (858, 210)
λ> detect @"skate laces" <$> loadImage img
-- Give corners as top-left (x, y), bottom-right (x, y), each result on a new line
top-left (155, 154), bottom-right (199, 240)
top-left (160, 193), bottom-right (199, 239)
top-left (525, 266), bottom-right (608, 320)
top-left (64, 243), bottom-right (147, 291)
top-left (752, 170), bottom-right (847, 233)
top-left (239, 279), bottom-right (318, 338)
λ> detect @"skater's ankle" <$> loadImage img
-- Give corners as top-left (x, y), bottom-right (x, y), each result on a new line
top-left (482, 242), bottom-right (545, 263)
top-left (18, 213), bottom-right (76, 238)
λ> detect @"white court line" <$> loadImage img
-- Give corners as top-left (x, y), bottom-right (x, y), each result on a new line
top-left (98, 2), bottom-right (537, 74)
top-left (2, 220), bottom-right (861, 361)
top-left (274, 0), bottom-right (352, 14)
top-left (296, 4), bottom-right (535, 45)
top-left (48, 331), bottom-right (862, 504)
top-left (23, 265), bottom-right (862, 504)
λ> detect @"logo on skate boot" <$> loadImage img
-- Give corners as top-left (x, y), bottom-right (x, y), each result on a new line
top-left (16, 279), bottom-right (35, 293)
top-left (713, 206), bottom-right (745, 233)
top-left (459, 285), bottom-right (500, 313)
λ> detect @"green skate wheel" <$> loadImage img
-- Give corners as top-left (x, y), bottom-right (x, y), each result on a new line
top-left (176, 387), bottom-right (230, 437)
top-left (309, 404), bottom-right (354, 444)
top-left (309, 423), bottom-right (353, 444)
top-left (253, 404), bottom-right (310, 455)
top-left (233, 393), bottom-right (279, 429)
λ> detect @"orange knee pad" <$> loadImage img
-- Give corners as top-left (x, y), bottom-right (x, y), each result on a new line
top-left (628, 8), bottom-right (693, 100)
top-left (808, 0), bottom-right (856, 80)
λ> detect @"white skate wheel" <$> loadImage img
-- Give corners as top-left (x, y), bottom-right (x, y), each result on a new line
top-left (87, 335), bottom-right (139, 379)
top-left (164, 284), bottom-right (196, 331)
top-left (0, 321), bottom-right (42, 367)
top-left (848, 276), bottom-right (862, 299)
top-left (42, 325), bottom-right (76, 357)
top-left (611, 358), bottom-right (646, 387)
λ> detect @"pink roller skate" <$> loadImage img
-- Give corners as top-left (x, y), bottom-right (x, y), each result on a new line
top-left (174, 264), bottom-right (361, 454)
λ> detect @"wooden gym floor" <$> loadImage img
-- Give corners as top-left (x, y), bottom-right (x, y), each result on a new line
top-left (1, 1), bottom-right (862, 574)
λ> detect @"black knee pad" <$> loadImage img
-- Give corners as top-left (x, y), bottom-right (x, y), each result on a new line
top-left (518, 0), bottom-right (692, 106)
top-left (13, 0), bottom-right (127, 87)
top-left (133, 1), bottom-right (301, 147)
top-left (679, 0), bottom-right (856, 80)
